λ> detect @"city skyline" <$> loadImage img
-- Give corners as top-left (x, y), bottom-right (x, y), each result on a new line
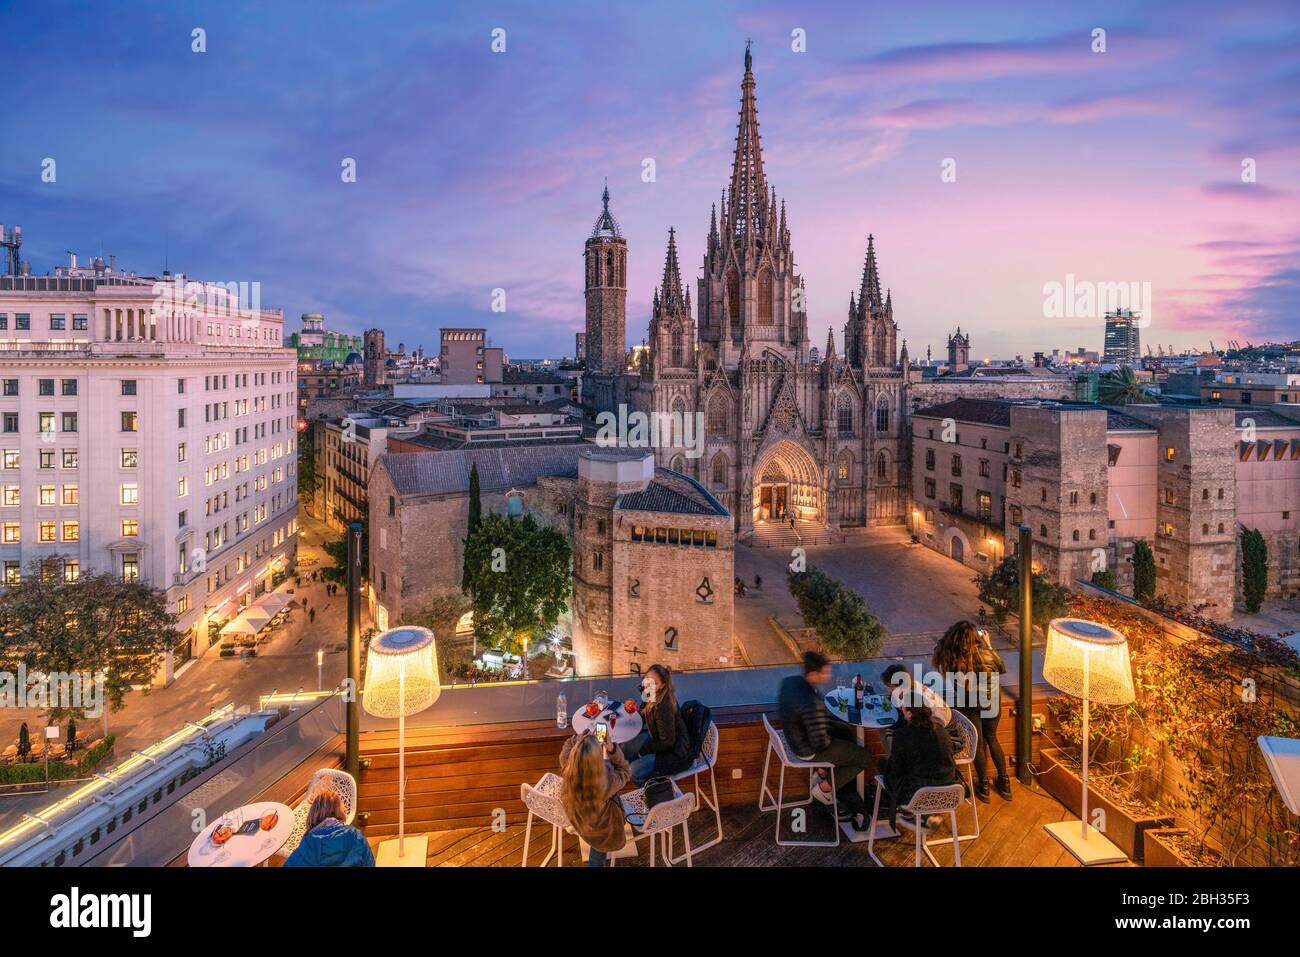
top-left (1, 1), bottom-right (1297, 360)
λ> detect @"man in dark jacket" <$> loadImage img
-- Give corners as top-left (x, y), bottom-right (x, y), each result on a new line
top-left (778, 652), bottom-right (872, 823)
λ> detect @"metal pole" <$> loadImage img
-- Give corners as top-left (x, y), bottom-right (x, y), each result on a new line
top-left (1017, 525), bottom-right (1034, 785)
top-left (1081, 649), bottom-right (1090, 842)
top-left (345, 521), bottom-right (363, 778)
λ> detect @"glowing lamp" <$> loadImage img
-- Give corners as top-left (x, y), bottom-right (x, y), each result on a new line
top-left (364, 626), bottom-right (439, 866)
top-left (1042, 617), bottom-right (1134, 864)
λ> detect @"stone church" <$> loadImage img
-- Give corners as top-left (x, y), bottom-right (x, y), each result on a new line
top-left (583, 45), bottom-right (915, 540)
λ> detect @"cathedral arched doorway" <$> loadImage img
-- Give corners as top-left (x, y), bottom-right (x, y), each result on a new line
top-left (752, 439), bottom-right (823, 526)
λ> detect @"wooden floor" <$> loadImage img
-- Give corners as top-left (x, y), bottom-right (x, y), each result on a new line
top-left (366, 777), bottom-right (1116, 867)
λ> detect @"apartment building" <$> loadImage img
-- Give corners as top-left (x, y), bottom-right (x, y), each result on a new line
top-left (0, 262), bottom-right (298, 680)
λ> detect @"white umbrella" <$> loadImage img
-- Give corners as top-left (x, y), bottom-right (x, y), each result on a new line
top-left (220, 615), bottom-right (258, 637)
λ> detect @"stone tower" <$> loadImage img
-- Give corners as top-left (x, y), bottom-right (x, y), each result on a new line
top-left (363, 328), bottom-right (385, 388)
top-left (947, 326), bottom-right (970, 373)
top-left (582, 183), bottom-right (628, 417)
top-left (648, 227), bottom-right (695, 375)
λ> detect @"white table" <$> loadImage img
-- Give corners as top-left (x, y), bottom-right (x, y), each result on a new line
top-left (572, 702), bottom-right (644, 745)
top-left (824, 688), bottom-right (899, 844)
top-left (187, 801), bottom-right (294, 868)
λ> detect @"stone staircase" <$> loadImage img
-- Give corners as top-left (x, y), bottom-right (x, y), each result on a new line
top-left (747, 521), bottom-right (843, 549)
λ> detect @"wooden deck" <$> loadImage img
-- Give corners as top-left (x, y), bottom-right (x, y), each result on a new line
top-left (366, 777), bottom-right (1109, 867)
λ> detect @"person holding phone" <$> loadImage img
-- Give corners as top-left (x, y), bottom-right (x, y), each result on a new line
top-left (559, 730), bottom-right (630, 867)
top-left (621, 664), bottom-right (692, 785)
top-left (932, 620), bottom-right (1011, 802)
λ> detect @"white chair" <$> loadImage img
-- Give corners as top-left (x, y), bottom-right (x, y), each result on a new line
top-left (867, 775), bottom-right (965, 867)
top-left (758, 713), bottom-right (839, 847)
top-left (278, 767), bottom-right (359, 859)
top-left (928, 710), bottom-right (981, 846)
top-left (617, 788), bottom-right (697, 867)
top-left (520, 772), bottom-right (570, 867)
top-left (667, 721), bottom-right (722, 864)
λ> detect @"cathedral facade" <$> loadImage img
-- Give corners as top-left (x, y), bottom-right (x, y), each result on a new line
top-left (584, 46), bottom-right (915, 539)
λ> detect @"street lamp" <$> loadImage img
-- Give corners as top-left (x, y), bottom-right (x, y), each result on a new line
top-left (317, 648), bottom-right (324, 691)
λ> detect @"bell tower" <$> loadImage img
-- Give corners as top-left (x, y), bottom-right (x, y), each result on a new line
top-left (582, 182), bottom-right (628, 416)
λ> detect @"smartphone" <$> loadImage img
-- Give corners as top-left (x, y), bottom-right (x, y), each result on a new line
top-left (595, 722), bottom-right (608, 744)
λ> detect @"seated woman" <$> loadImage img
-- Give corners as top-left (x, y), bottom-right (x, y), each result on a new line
top-left (873, 700), bottom-right (958, 827)
top-left (560, 731), bottom-right (631, 867)
top-left (284, 788), bottom-right (374, 867)
top-left (621, 664), bottom-right (692, 785)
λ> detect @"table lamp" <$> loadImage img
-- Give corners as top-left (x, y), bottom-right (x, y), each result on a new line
top-left (1042, 617), bottom-right (1134, 865)
top-left (363, 626), bottom-right (439, 867)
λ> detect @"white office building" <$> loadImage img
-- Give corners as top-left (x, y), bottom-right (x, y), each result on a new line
top-left (0, 254), bottom-right (299, 682)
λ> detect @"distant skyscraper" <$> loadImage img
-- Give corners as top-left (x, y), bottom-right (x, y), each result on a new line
top-left (1103, 310), bottom-right (1141, 365)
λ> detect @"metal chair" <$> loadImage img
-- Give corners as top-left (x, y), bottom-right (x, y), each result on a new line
top-left (867, 775), bottom-right (965, 867)
top-left (928, 710), bottom-right (980, 846)
top-left (520, 772), bottom-right (570, 867)
top-left (619, 788), bottom-right (697, 867)
top-left (279, 767), bottom-right (359, 859)
top-left (758, 713), bottom-right (840, 847)
top-left (667, 721), bottom-right (722, 863)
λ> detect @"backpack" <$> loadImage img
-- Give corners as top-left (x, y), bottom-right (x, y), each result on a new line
top-left (679, 699), bottom-right (712, 765)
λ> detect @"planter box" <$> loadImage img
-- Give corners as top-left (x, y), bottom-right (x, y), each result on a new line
top-left (1143, 828), bottom-right (1192, 867)
top-left (1039, 747), bottom-right (1173, 862)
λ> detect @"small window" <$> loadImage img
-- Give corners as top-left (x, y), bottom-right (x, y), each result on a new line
top-left (122, 380), bottom-right (137, 396)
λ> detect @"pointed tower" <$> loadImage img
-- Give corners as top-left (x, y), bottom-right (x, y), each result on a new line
top-left (845, 234), bottom-right (899, 369)
top-left (650, 227), bottom-right (694, 372)
top-left (583, 182), bottom-right (629, 414)
top-left (947, 326), bottom-right (970, 373)
top-left (697, 43), bottom-right (806, 367)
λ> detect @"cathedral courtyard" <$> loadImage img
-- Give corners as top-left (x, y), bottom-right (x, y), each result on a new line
top-left (732, 526), bottom-right (986, 665)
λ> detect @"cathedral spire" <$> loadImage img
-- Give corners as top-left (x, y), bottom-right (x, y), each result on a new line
top-left (660, 227), bottom-right (685, 312)
top-left (825, 326), bottom-right (836, 361)
top-left (591, 179), bottom-right (621, 238)
top-left (726, 42), bottom-right (768, 243)
top-left (859, 234), bottom-right (882, 310)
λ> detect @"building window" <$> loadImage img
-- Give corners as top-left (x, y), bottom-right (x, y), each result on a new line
top-left (837, 403), bottom-right (853, 436)
top-left (38, 379), bottom-right (54, 396)
top-left (121, 483), bottom-right (139, 505)
top-left (838, 453), bottom-right (850, 483)
top-left (1, 380), bottom-right (15, 397)
top-left (62, 379), bottom-right (77, 396)
top-left (875, 401), bottom-right (889, 433)
top-left (122, 553), bottom-right (139, 582)
top-left (950, 484), bottom-right (963, 512)
top-left (61, 412), bottom-right (77, 433)
top-left (64, 560), bottom-right (79, 583)
top-left (1165, 447), bottom-right (1176, 462)
top-left (2, 485), bottom-right (18, 506)
top-left (121, 380), bottom-right (137, 396)
top-left (1039, 524), bottom-right (1047, 538)
top-left (1069, 491), bottom-right (1079, 506)
top-left (121, 519), bottom-right (139, 537)
top-left (1040, 487), bottom-right (1047, 503)
top-left (1161, 521), bottom-right (1174, 536)
top-left (924, 478), bottom-right (936, 499)
top-left (2, 522), bottom-right (19, 543)
top-left (121, 449), bottom-right (138, 469)
top-left (1072, 529), bottom-right (1080, 541)
top-left (62, 449), bottom-right (77, 468)
top-left (121, 411), bottom-right (138, 432)
top-left (1009, 505), bottom-right (1022, 525)
top-left (977, 491), bottom-right (992, 519)
top-left (4, 562), bottom-right (19, 585)
top-left (39, 521), bottom-right (56, 542)
top-left (62, 485), bottom-right (78, 506)
top-left (3, 450), bottom-right (19, 469)
top-left (951, 454), bottom-right (962, 477)
top-left (388, 495), bottom-right (395, 517)
top-left (925, 448), bottom-right (935, 471)
top-left (593, 551), bottom-right (604, 571)
top-left (979, 459), bottom-right (990, 478)
top-left (40, 484), bottom-right (55, 505)
top-left (2, 413), bottom-right (17, 433)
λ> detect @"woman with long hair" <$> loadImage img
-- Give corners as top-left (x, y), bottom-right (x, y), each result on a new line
top-left (559, 731), bottom-right (631, 867)
top-left (932, 619), bottom-right (1011, 802)
top-left (622, 663), bottom-right (692, 785)
top-left (284, 787), bottom-right (374, 867)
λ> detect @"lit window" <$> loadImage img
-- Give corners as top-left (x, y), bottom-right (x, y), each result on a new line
top-left (121, 449), bottom-right (138, 468)
top-left (39, 521), bottom-right (56, 542)
top-left (2, 522), bottom-right (19, 543)
top-left (121, 483), bottom-right (139, 505)
top-left (39, 485), bottom-right (55, 506)
top-left (62, 521), bottom-right (79, 541)
top-left (63, 560), bottom-right (79, 582)
top-left (62, 484), bottom-right (78, 505)
top-left (121, 411), bottom-right (138, 432)
top-left (122, 553), bottom-right (139, 582)
top-left (121, 519), bottom-right (139, 536)
top-left (2, 485), bottom-right (18, 506)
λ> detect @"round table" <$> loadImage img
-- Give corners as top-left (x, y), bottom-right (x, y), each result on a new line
top-left (824, 689), bottom-right (899, 844)
top-left (187, 801), bottom-right (295, 868)
top-left (571, 702), bottom-right (644, 745)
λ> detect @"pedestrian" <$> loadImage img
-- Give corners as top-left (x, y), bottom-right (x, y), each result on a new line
top-left (309, 607), bottom-right (316, 624)
top-left (754, 573), bottom-right (763, 590)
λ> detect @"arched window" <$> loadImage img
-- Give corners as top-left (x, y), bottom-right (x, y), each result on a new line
top-left (876, 451), bottom-right (888, 480)
top-left (669, 397), bottom-right (688, 448)
top-left (875, 398), bottom-right (889, 433)
top-left (669, 454), bottom-right (686, 473)
top-left (618, 251), bottom-right (626, 287)
top-left (711, 453), bottom-right (728, 489)
top-left (757, 269), bottom-right (773, 324)
top-left (726, 269), bottom-right (740, 326)
top-left (837, 451), bottom-right (851, 483)
top-left (707, 394), bottom-right (729, 434)
top-left (606, 250), bottom-right (614, 286)
top-left (671, 327), bottom-right (684, 367)
top-left (836, 399), bottom-right (853, 436)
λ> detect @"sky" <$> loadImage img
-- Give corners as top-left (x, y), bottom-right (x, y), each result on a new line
top-left (1, 0), bottom-right (1297, 360)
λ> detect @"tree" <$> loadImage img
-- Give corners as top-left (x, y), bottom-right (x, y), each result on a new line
top-left (321, 519), bottom-right (368, 585)
top-left (0, 557), bottom-right (179, 721)
top-left (787, 566), bottom-right (888, 659)
top-left (297, 424), bottom-right (318, 501)
top-left (1090, 569), bottom-right (1117, 591)
top-left (463, 512), bottom-right (571, 657)
top-left (975, 555), bottom-right (1071, 628)
top-left (1241, 527), bottom-right (1268, 614)
top-left (1098, 367), bottom-right (1156, 405)
top-left (1130, 538), bottom-right (1156, 602)
top-left (462, 462), bottom-right (482, 595)
top-left (409, 593), bottom-right (472, 641)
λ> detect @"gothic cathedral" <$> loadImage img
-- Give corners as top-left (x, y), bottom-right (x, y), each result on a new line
top-left (583, 45), bottom-right (914, 539)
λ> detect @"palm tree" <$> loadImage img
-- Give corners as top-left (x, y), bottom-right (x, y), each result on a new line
top-left (1098, 367), bottom-right (1155, 405)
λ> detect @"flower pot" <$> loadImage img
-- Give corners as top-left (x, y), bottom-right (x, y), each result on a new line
top-left (1039, 747), bottom-right (1173, 862)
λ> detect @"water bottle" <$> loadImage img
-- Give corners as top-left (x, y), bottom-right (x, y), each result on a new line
top-left (556, 691), bottom-right (568, 729)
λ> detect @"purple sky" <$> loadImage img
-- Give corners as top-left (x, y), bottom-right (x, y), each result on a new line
top-left (1, 0), bottom-right (1296, 359)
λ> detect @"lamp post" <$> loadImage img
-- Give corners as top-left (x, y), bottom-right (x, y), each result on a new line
top-left (363, 626), bottom-right (439, 866)
top-left (1042, 617), bottom-right (1135, 864)
top-left (317, 648), bottom-right (324, 691)
top-left (345, 521), bottom-right (362, 779)
top-left (1016, 525), bottom-right (1033, 785)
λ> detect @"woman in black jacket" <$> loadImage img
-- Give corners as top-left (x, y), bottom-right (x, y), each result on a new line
top-left (933, 619), bottom-right (1012, 802)
top-left (622, 664), bottom-right (692, 784)
top-left (875, 703), bottom-right (959, 826)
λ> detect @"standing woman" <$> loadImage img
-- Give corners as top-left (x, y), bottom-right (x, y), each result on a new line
top-left (932, 620), bottom-right (1012, 802)
top-left (559, 731), bottom-right (630, 867)
top-left (622, 664), bottom-right (692, 785)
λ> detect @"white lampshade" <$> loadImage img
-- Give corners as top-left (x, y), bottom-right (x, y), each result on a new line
top-left (1043, 618), bottom-right (1135, 706)
top-left (363, 626), bottom-right (440, 718)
